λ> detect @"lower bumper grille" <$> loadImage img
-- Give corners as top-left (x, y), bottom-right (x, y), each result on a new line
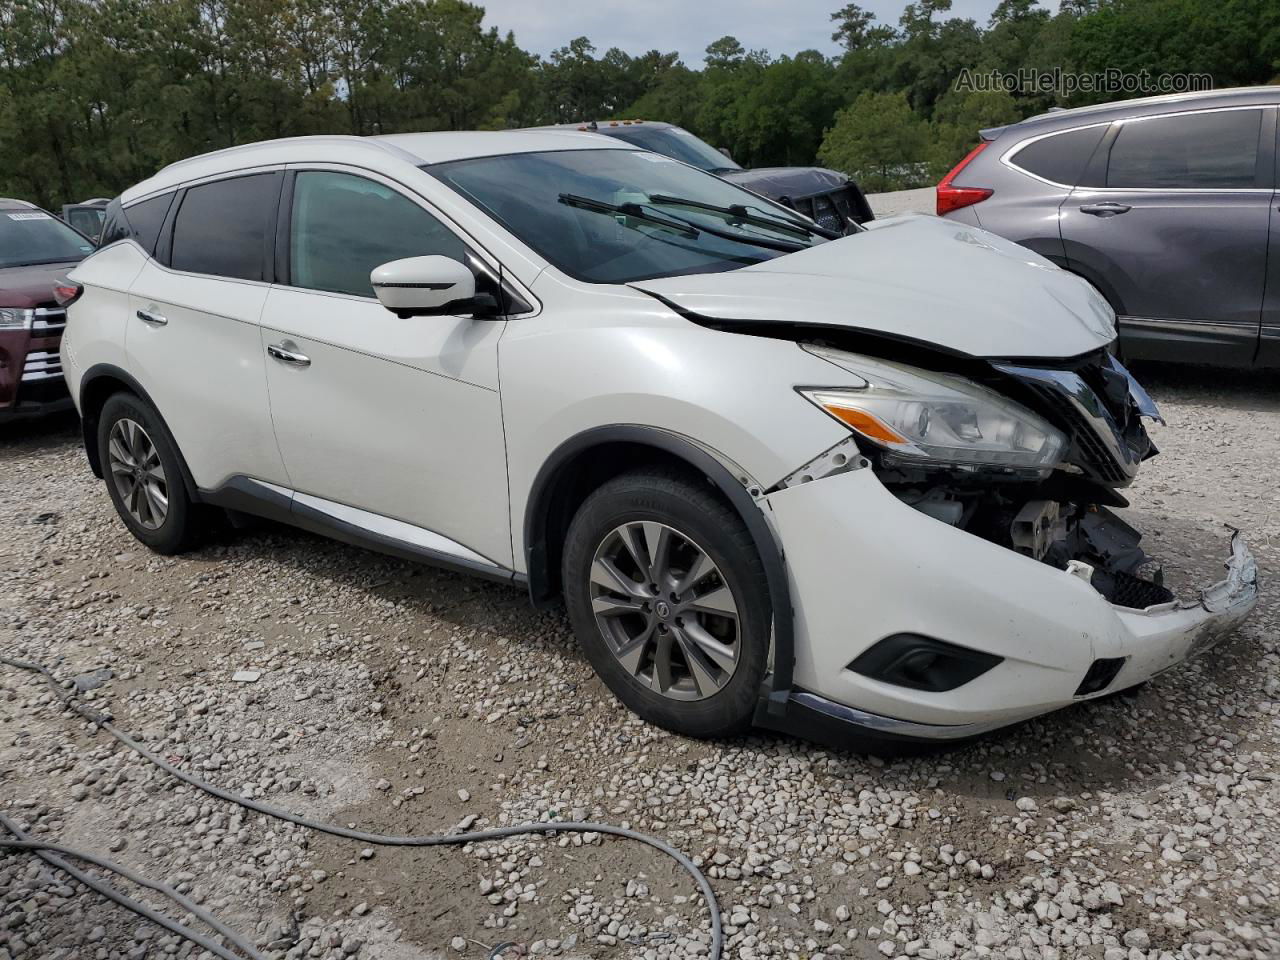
top-left (790, 188), bottom-right (860, 232)
top-left (22, 350), bottom-right (62, 382)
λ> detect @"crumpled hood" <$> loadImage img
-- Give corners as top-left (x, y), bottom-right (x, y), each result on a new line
top-left (630, 216), bottom-right (1117, 360)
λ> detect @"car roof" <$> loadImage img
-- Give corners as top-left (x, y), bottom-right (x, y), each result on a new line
top-left (0, 198), bottom-right (41, 211)
top-left (120, 130), bottom-right (634, 205)
top-left (994, 86), bottom-right (1280, 141)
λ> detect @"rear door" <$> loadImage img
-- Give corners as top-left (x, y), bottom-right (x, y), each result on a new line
top-left (1060, 106), bottom-right (1275, 366)
top-left (126, 172), bottom-right (290, 491)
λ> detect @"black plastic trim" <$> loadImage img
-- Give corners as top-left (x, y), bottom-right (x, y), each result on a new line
top-left (524, 425), bottom-right (795, 711)
top-left (201, 477), bottom-right (525, 587)
top-left (847, 633), bottom-right (1003, 692)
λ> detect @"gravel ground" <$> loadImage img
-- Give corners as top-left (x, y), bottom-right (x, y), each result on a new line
top-left (2, 361), bottom-right (1279, 960)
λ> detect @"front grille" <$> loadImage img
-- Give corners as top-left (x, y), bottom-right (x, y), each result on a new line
top-left (995, 352), bottom-right (1152, 487)
top-left (1021, 381), bottom-right (1128, 484)
top-left (789, 188), bottom-right (857, 232)
top-left (31, 306), bottom-right (66, 335)
top-left (22, 350), bottom-right (62, 382)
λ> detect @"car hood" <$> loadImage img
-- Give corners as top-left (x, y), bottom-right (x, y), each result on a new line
top-left (719, 166), bottom-right (850, 199)
top-left (0, 260), bottom-right (82, 308)
top-left (629, 216), bottom-right (1117, 360)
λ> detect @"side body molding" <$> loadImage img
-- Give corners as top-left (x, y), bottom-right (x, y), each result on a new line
top-left (202, 477), bottom-right (522, 586)
top-left (523, 425), bottom-right (796, 712)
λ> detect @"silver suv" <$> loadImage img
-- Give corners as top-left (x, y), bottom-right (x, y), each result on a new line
top-left (937, 86), bottom-right (1279, 368)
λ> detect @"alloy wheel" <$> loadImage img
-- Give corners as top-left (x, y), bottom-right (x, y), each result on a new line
top-left (589, 520), bottom-right (741, 701)
top-left (107, 418), bottom-right (169, 530)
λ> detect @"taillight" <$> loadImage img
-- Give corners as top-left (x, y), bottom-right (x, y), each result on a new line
top-left (53, 280), bottom-right (83, 307)
top-left (936, 141), bottom-right (993, 216)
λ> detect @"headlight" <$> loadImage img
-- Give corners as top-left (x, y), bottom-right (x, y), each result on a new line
top-left (0, 308), bottom-right (33, 329)
top-left (799, 344), bottom-right (1066, 472)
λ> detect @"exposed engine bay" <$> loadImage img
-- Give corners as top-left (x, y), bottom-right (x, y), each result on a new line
top-left (887, 476), bottom-right (1174, 610)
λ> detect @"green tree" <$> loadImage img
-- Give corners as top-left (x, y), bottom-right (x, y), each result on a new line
top-left (818, 90), bottom-right (930, 190)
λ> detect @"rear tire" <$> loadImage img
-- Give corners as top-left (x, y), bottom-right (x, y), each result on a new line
top-left (562, 468), bottom-right (771, 739)
top-left (97, 392), bottom-right (204, 555)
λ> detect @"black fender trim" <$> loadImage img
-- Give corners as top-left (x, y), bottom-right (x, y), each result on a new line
top-left (524, 425), bottom-right (795, 713)
top-left (78, 363), bottom-right (201, 503)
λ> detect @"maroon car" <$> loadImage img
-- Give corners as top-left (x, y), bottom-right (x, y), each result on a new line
top-left (0, 199), bottom-right (95, 421)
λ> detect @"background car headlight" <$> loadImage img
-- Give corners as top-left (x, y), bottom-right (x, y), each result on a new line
top-left (800, 344), bottom-right (1066, 472)
top-left (0, 308), bottom-right (33, 329)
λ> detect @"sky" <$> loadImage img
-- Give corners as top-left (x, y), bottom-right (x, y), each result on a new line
top-left (479, 0), bottom-right (1006, 64)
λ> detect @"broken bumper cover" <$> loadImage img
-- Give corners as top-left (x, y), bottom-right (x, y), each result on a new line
top-left (757, 468), bottom-right (1259, 746)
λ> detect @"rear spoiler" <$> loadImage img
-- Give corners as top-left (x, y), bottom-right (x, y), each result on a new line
top-left (978, 125), bottom-right (1007, 142)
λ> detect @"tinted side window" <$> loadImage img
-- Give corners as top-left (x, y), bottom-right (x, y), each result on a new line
top-left (290, 171), bottom-right (466, 297)
top-left (1012, 126), bottom-right (1106, 186)
top-left (1107, 110), bottom-right (1262, 189)
top-left (124, 194), bottom-right (174, 255)
top-left (99, 199), bottom-right (131, 247)
top-left (171, 174), bottom-right (279, 281)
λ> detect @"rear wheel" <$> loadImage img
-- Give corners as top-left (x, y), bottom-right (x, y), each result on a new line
top-left (98, 392), bottom-right (204, 554)
top-left (562, 468), bottom-right (771, 739)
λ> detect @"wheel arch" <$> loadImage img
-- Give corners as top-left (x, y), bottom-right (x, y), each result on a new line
top-left (523, 425), bottom-right (795, 711)
top-left (78, 363), bottom-right (201, 502)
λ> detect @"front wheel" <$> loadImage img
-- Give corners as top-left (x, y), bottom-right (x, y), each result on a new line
top-left (562, 468), bottom-right (771, 739)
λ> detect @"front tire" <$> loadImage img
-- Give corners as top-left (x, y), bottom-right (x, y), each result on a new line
top-left (97, 392), bottom-right (203, 555)
top-left (562, 468), bottom-right (771, 739)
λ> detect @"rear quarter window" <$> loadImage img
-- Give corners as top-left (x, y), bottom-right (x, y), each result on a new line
top-left (1010, 126), bottom-right (1107, 187)
top-left (125, 194), bottom-right (175, 255)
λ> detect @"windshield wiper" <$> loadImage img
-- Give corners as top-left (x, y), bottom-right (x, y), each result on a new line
top-left (646, 194), bottom-right (844, 241)
top-left (558, 194), bottom-right (698, 237)
top-left (559, 192), bottom-right (806, 254)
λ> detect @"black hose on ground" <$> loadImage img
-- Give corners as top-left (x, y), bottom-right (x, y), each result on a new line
top-left (0, 653), bottom-right (725, 959)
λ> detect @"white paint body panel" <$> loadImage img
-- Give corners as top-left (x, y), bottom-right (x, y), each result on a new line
top-left (632, 216), bottom-right (1117, 360)
top-left (59, 242), bottom-right (148, 409)
top-left (765, 467), bottom-right (1255, 726)
top-left (126, 261), bottom-right (288, 488)
top-left (260, 286), bottom-right (511, 566)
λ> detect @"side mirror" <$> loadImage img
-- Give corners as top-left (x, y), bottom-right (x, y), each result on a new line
top-left (371, 256), bottom-right (480, 318)
top-left (717, 146), bottom-right (733, 160)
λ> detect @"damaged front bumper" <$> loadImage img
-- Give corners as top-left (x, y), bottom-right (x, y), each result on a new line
top-left (754, 466), bottom-right (1259, 748)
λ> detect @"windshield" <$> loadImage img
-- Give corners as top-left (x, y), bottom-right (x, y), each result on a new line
top-left (0, 210), bottom-right (94, 268)
top-left (605, 125), bottom-right (741, 173)
top-left (428, 149), bottom-right (826, 284)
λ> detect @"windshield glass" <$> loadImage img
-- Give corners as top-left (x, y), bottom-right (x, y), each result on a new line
top-left (605, 125), bottom-right (741, 173)
top-left (428, 149), bottom-right (825, 284)
top-left (0, 210), bottom-right (94, 268)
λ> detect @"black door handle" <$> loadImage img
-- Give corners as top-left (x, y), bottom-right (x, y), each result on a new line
top-left (1079, 202), bottom-right (1132, 218)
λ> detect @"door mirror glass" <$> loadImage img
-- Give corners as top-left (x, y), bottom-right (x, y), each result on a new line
top-left (371, 255), bottom-right (479, 318)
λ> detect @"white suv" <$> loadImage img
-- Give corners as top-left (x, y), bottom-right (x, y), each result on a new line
top-left (59, 131), bottom-right (1257, 749)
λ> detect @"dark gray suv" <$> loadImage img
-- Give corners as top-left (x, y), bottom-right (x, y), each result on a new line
top-left (937, 87), bottom-right (1279, 368)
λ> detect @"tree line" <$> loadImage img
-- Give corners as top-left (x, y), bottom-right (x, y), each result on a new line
top-left (2, 0), bottom-right (1277, 209)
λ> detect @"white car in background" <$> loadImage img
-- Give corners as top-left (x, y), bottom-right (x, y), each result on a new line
top-left (57, 131), bottom-right (1257, 749)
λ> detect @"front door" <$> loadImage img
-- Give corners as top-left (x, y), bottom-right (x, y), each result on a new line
top-left (260, 168), bottom-right (512, 569)
top-left (1060, 106), bottom-right (1274, 366)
